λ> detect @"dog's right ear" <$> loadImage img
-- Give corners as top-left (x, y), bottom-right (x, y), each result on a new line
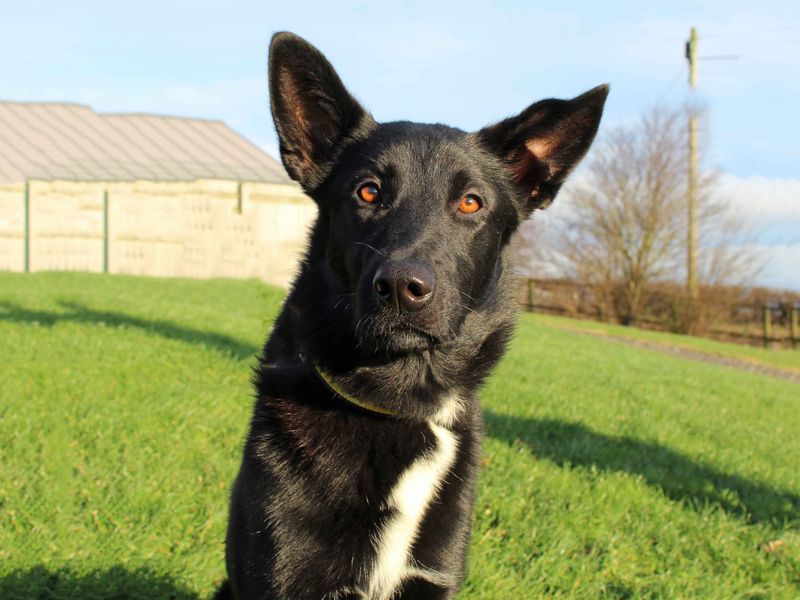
top-left (269, 32), bottom-right (373, 191)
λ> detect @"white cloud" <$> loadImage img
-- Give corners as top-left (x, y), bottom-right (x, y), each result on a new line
top-left (718, 175), bottom-right (799, 289)
top-left (715, 174), bottom-right (800, 245)
top-left (738, 243), bottom-right (800, 291)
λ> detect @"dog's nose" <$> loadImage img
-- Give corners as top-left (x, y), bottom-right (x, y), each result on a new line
top-left (373, 262), bottom-right (436, 313)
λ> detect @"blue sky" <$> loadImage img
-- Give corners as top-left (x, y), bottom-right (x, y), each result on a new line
top-left (2, 0), bottom-right (798, 288)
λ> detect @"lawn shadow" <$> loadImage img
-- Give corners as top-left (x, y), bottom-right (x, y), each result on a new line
top-left (0, 565), bottom-right (202, 599)
top-left (0, 300), bottom-right (259, 361)
top-left (484, 410), bottom-right (800, 526)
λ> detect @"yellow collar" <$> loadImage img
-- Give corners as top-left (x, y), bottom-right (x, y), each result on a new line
top-left (313, 364), bottom-right (397, 417)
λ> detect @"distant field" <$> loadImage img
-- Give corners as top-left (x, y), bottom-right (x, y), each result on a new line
top-left (1, 273), bottom-right (798, 598)
top-left (527, 312), bottom-right (800, 374)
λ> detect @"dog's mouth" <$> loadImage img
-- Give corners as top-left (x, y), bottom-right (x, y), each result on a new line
top-left (387, 324), bottom-right (440, 354)
top-left (357, 317), bottom-right (443, 357)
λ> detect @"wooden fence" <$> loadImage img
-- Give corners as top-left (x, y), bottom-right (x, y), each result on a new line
top-left (519, 278), bottom-right (800, 350)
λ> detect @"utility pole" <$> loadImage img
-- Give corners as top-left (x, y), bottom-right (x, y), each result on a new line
top-left (686, 26), bottom-right (699, 299)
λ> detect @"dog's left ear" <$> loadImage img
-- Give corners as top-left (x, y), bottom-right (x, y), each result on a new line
top-left (269, 32), bottom-right (374, 191)
top-left (477, 84), bottom-right (609, 213)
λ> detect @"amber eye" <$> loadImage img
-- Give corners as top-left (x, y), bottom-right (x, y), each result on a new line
top-left (458, 194), bottom-right (483, 214)
top-left (356, 182), bottom-right (380, 204)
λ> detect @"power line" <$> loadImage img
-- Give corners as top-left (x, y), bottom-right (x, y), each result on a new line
top-left (655, 66), bottom-right (685, 103)
top-left (701, 24), bottom-right (800, 40)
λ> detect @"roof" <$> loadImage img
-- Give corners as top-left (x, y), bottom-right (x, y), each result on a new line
top-left (0, 101), bottom-right (291, 184)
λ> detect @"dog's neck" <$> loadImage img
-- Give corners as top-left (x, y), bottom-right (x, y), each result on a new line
top-left (312, 363), bottom-right (398, 417)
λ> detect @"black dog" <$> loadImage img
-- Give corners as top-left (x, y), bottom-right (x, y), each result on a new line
top-left (218, 32), bottom-right (607, 600)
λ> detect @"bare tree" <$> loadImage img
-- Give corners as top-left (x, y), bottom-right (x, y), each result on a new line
top-left (695, 189), bottom-right (762, 287)
top-left (524, 105), bottom-right (759, 326)
top-left (510, 217), bottom-right (551, 278)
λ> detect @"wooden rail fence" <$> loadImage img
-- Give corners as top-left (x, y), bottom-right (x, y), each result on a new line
top-left (520, 278), bottom-right (799, 350)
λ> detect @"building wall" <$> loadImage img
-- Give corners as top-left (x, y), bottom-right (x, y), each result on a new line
top-left (0, 183), bottom-right (25, 272)
top-left (0, 179), bottom-right (316, 288)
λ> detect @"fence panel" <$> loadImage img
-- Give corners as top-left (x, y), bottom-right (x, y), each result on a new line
top-left (520, 278), bottom-right (800, 350)
top-left (0, 179), bottom-right (314, 288)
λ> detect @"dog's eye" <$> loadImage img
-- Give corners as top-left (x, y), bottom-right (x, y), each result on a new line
top-left (458, 194), bottom-right (483, 214)
top-left (356, 182), bottom-right (380, 204)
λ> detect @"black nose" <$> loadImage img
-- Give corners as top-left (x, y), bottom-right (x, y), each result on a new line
top-left (373, 261), bottom-right (436, 313)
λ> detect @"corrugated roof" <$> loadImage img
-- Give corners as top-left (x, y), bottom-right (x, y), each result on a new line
top-left (0, 101), bottom-right (290, 184)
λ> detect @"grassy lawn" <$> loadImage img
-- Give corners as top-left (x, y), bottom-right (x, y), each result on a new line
top-left (1, 272), bottom-right (798, 598)
top-left (527, 312), bottom-right (800, 374)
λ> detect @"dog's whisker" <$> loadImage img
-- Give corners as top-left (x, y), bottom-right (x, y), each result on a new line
top-left (355, 241), bottom-right (385, 257)
top-left (354, 314), bottom-right (376, 350)
top-left (333, 298), bottom-right (354, 312)
top-left (354, 316), bottom-right (367, 347)
top-left (455, 302), bottom-right (484, 320)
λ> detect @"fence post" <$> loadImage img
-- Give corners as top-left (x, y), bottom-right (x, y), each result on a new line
top-left (527, 279), bottom-right (536, 312)
top-left (23, 180), bottom-right (30, 272)
top-left (103, 189), bottom-right (109, 273)
top-left (791, 303), bottom-right (799, 350)
top-left (763, 304), bottom-right (772, 349)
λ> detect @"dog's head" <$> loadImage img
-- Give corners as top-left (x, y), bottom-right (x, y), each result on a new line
top-left (270, 32), bottom-right (606, 364)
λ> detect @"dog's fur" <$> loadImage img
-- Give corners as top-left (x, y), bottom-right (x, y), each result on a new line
top-left (218, 32), bottom-right (607, 600)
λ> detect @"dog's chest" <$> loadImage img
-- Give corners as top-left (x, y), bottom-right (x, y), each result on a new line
top-left (364, 418), bottom-right (459, 600)
top-left (261, 393), bottom-right (465, 599)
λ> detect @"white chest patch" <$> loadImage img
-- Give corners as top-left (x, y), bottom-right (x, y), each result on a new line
top-left (365, 395), bottom-right (461, 600)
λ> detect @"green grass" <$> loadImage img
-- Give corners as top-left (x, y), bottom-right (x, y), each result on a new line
top-left (1, 272), bottom-right (798, 599)
top-left (527, 312), bottom-right (800, 374)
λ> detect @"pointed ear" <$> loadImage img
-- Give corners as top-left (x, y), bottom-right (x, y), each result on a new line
top-left (476, 84), bottom-right (609, 213)
top-left (269, 32), bottom-right (374, 191)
